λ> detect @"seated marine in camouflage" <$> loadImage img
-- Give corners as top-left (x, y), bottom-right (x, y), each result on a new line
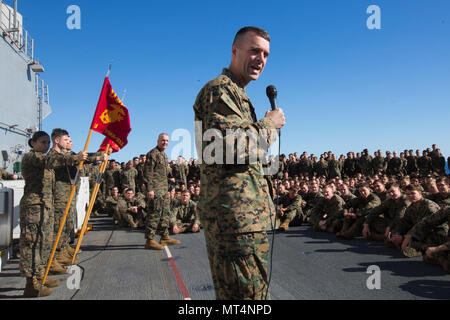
top-left (337, 183), bottom-right (357, 204)
top-left (391, 185), bottom-right (447, 257)
top-left (425, 177), bottom-right (450, 209)
top-left (362, 182), bottom-right (409, 243)
top-left (115, 189), bottom-right (146, 228)
top-left (276, 187), bottom-right (304, 232)
top-left (372, 180), bottom-right (388, 202)
top-left (300, 181), bottom-right (323, 223)
top-left (310, 184), bottom-right (346, 233)
top-left (337, 182), bottom-right (381, 239)
top-left (105, 186), bottom-right (121, 222)
top-left (171, 191), bottom-right (200, 234)
top-left (402, 207), bottom-right (450, 272)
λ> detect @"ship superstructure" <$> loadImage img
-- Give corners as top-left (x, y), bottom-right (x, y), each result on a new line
top-left (0, 0), bottom-right (51, 174)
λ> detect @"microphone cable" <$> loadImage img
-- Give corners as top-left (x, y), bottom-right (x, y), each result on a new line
top-left (265, 128), bottom-right (281, 300)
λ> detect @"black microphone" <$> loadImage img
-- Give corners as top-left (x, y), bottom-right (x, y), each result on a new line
top-left (266, 85), bottom-right (278, 111)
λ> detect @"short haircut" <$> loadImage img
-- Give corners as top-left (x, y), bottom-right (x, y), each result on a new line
top-left (357, 182), bottom-right (371, 190)
top-left (233, 26), bottom-right (271, 47)
top-left (405, 184), bottom-right (422, 193)
top-left (51, 128), bottom-right (69, 141)
top-left (386, 182), bottom-right (400, 190)
top-left (437, 177), bottom-right (449, 185)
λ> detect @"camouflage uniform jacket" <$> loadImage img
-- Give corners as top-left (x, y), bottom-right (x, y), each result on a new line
top-left (408, 207), bottom-right (450, 249)
top-left (171, 200), bottom-right (200, 226)
top-left (20, 150), bottom-right (54, 208)
top-left (116, 197), bottom-right (146, 216)
top-left (341, 193), bottom-right (357, 205)
top-left (278, 193), bottom-right (303, 218)
top-left (393, 199), bottom-right (441, 235)
top-left (193, 68), bottom-right (277, 234)
top-left (105, 195), bottom-right (121, 210)
top-left (327, 160), bottom-right (341, 178)
top-left (144, 147), bottom-right (169, 197)
top-left (46, 149), bottom-right (83, 204)
top-left (104, 168), bottom-right (121, 192)
top-left (311, 194), bottom-right (346, 223)
top-left (365, 195), bottom-right (410, 230)
top-left (342, 158), bottom-right (356, 176)
top-left (425, 192), bottom-right (450, 209)
top-left (172, 163), bottom-right (188, 186)
top-left (372, 156), bottom-right (386, 173)
top-left (303, 192), bottom-right (324, 212)
top-left (121, 167), bottom-right (138, 192)
top-left (344, 193), bottom-right (381, 217)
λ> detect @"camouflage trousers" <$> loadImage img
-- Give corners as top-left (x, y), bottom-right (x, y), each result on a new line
top-left (367, 217), bottom-right (389, 235)
top-left (54, 202), bottom-right (76, 250)
top-left (173, 221), bottom-right (202, 234)
top-left (403, 228), bottom-right (448, 258)
top-left (144, 195), bottom-right (170, 240)
top-left (203, 221), bottom-right (270, 300)
top-left (121, 212), bottom-right (145, 228)
top-left (311, 217), bottom-right (343, 233)
top-left (19, 204), bottom-right (54, 278)
top-left (423, 250), bottom-right (449, 273)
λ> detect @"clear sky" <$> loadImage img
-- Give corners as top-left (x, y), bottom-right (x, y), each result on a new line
top-left (15, 0), bottom-right (450, 163)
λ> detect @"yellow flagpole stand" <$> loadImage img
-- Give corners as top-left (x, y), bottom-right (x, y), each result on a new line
top-left (40, 129), bottom-right (94, 294)
top-left (71, 144), bottom-right (111, 264)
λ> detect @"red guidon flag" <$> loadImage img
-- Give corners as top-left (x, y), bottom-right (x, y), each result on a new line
top-left (98, 137), bottom-right (120, 153)
top-left (90, 77), bottom-right (131, 149)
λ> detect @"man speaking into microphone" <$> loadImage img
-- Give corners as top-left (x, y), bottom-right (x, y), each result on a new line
top-left (193, 26), bottom-right (285, 300)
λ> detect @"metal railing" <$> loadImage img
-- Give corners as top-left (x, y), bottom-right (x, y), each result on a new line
top-left (0, 0), bottom-right (33, 60)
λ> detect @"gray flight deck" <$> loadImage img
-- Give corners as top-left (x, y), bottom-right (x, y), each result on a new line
top-left (0, 214), bottom-right (449, 300)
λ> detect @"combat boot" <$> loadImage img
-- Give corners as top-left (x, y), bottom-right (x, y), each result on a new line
top-left (56, 250), bottom-right (73, 266)
top-left (340, 221), bottom-right (362, 240)
top-left (23, 277), bottom-right (52, 298)
top-left (278, 219), bottom-right (291, 232)
top-left (127, 217), bottom-right (138, 228)
top-left (160, 235), bottom-right (181, 246)
top-left (65, 245), bottom-right (81, 255)
top-left (336, 220), bottom-right (351, 238)
top-left (369, 233), bottom-right (386, 242)
top-left (402, 241), bottom-right (426, 258)
top-left (37, 271), bottom-right (61, 288)
top-left (145, 239), bottom-right (164, 250)
top-left (49, 259), bottom-right (67, 275)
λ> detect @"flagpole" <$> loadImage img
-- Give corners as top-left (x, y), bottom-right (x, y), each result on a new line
top-left (40, 63), bottom-right (111, 294)
top-left (71, 144), bottom-right (111, 263)
top-left (40, 129), bottom-right (94, 293)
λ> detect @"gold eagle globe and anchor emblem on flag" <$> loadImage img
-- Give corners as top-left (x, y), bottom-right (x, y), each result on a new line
top-left (90, 78), bottom-right (132, 149)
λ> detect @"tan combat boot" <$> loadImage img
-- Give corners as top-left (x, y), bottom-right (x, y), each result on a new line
top-left (23, 277), bottom-right (52, 298)
top-left (65, 245), bottom-right (81, 255)
top-left (49, 259), bottom-right (67, 275)
top-left (336, 220), bottom-right (351, 237)
top-left (279, 219), bottom-right (291, 232)
top-left (64, 246), bottom-right (80, 263)
top-left (38, 271), bottom-right (61, 288)
top-left (145, 239), bottom-right (164, 250)
top-left (56, 249), bottom-right (73, 266)
top-left (160, 235), bottom-right (181, 246)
